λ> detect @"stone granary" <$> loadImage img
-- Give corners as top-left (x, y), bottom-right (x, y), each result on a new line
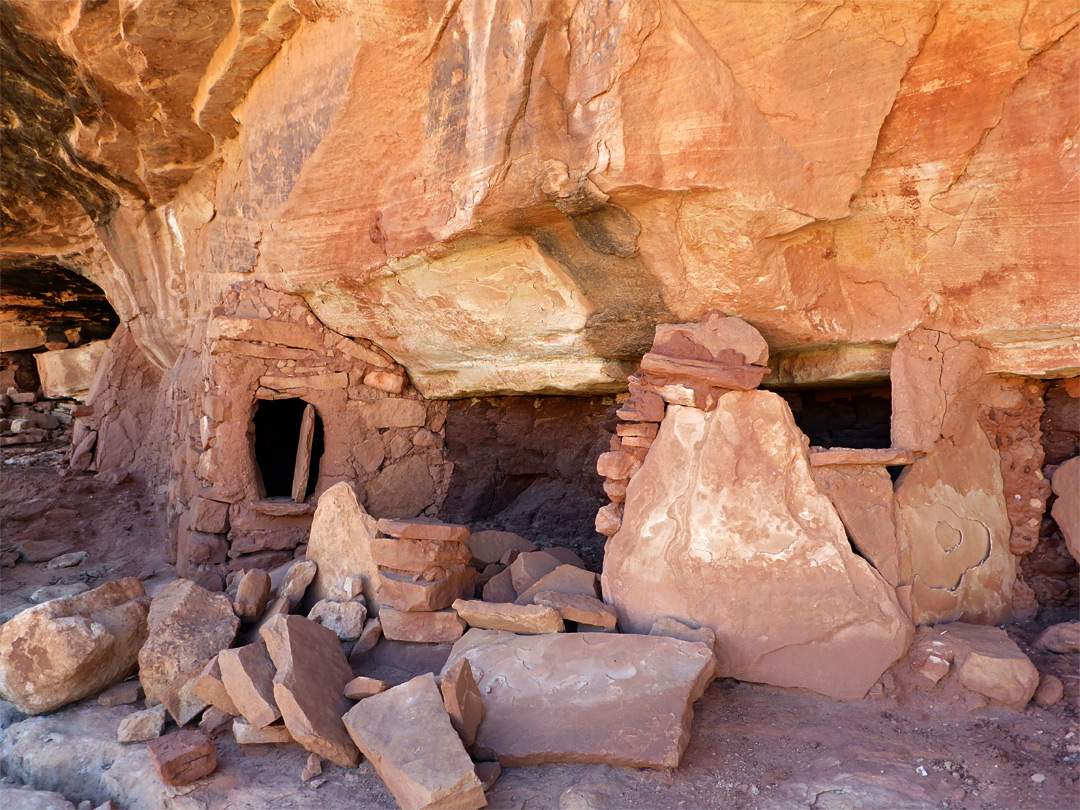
top-left (0, 1), bottom-right (1077, 809)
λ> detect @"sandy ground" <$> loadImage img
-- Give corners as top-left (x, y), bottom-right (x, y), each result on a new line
top-left (1, 443), bottom-right (1077, 810)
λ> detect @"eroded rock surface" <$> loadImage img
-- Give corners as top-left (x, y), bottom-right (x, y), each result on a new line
top-left (602, 393), bottom-right (912, 700)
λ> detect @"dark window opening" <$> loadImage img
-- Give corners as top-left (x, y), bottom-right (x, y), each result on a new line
top-left (253, 398), bottom-right (323, 500)
top-left (781, 386), bottom-right (892, 451)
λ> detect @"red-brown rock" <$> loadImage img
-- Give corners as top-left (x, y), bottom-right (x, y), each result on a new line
top-left (379, 607), bottom-right (466, 644)
top-left (440, 658), bottom-right (484, 748)
top-left (147, 730), bottom-right (217, 787)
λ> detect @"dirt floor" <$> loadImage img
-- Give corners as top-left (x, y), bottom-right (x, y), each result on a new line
top-left (1, 443), bottom-right (1078, 810)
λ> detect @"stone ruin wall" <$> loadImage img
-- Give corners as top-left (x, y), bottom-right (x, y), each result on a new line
top-left (1, 0), bottom-right (1077, 627)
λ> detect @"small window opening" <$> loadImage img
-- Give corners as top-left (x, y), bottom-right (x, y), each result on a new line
top-left (253, 398), bottom-right (324, 501)
top-left (781, 386), bottom-right (892, 450)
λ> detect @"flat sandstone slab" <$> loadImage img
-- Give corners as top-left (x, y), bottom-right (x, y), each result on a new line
top-left (442, 630), bottom-right (717, 768)
top-left (343, 673), bottom-right (486, 810)
top-left (452, 599), bottom-right (564, 635)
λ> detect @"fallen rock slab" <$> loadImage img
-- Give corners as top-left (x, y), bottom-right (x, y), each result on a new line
top-left (260, 614), bottom-right (358, 767)
top-left (931, 623), bottom-right (1039, 710)
top-left (234, 569), bottom-right (271, 621)
top-left (452, 599), bottom-right (564, 634)
top-left (219, 642), bottom-right (280, 729)
top-left (509, 551), bottom-right (563, 594)
top-left (533, 592), bottom-right (617, 629)
top-left (0, 578), bottom-right (149, 714)
top-left (376, 518), bottom-right (470, 544)
top-left (474, 761), bottom-right (501, 791)
top-left (343, 675), bottom-right (387, 700)
top-left (96, 680), bottom-right (143, 708)
top-left (116, 704), bottom-right (166, 743)
top-left (1051, 457), bottom-right (1079, 563)
top-left (348, 617), bottom-right (383, 665)
top-left (279, 560), bottom-right (317, 608)
top-left (147, 730), bottom-right (216, 787)
top-left (515, 565), bottom-right (599, 605)
top-left (371, 536), bottom-right (472, 573)
top-left (482, 568), bottom-right (517, 603)
top-left (380, 606), bottom-right (466, 643)
top-left (138, 580), bottom-right (238, 723)
top-left (443, 630), bottom-right (717, 767)
top-left (342, 673), bottom-right (486, 810)
top-left (440, 658), bottom-right (483, 747)
top-left (189, 655), bottom-right (240, 716)
top-left (376, 566), bottom-right (477, 612)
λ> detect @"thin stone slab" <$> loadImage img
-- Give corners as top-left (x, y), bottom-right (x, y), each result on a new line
top-left (442, 630), bottom-right (717, 768)
top-left (260, 614), bottom-right (358, 767)
top-left (233, 719), bottom-right (294, 745)
top-left (514, 565), bottom-right (599, 605)
top-left (342, 673), bottom-right (486, 810)
top-left (371, 537), bottom-right (472, 574)
top-left (97, 680), bottom-right (143, 708)
top-left (380, 607), bottom-right (466, 643)
top-left (452, 599), bottom-right (564, 635)
top-left (376, 567), bottom-right (477, 612)
top-left (278, 561), bottom-right (317, 608)
top-left (189, 655), bottom-right (239, 716)
top-left (233, 570), bottom-right (271, 621)
top-left (482, 569), bottom-right (517, 603)
top-left (376, 518), bottom-right (471, 544)
top-left (347, 618), bottom-right (383, 666)
top-left (508, 551), bottom-right (562, 595)
top-left (343, 675), bottom-right (387, 700)
top-left (219, 642), bottom-right (280, 729)
top-left (440, 658), bottom-right (483, 747)
top-left (117, 704), bottom-right (166, 743)
top-left (533, 592), bottom-right (617, 629)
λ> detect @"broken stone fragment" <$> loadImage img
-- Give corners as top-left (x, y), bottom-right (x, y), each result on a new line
top-left (307, 598), bottom-right (367, 640)
top-left (533, 591), bottom-right (617, 629)
top-left (930, 623), bottom-right (1039, 710)
top-left (651, 313), bottom-right (770, 367)
top-left (147, 730), bottom-right (217, 786)
top-left (348, 617), bottom-right (383, 666)
top-left (616, 389), bottom-right (665, 423)
top-left (96, 680), bottom-right (143, 708)
top-left (301, 752), bottom-right (323, 782)
top-left (595, 450), bottom-right (641, 481)
top-left (376, 566), bottom-right (477, 612)
top-left (1033, 621), bottom-right (1080, 653)
top-left (199, 706), bottom-right (233, 738)
top-left (515, 565), bottom-right (599, 605)
top-left (594, 503), bottom-right (623, 537)
top-left (117, 704), bottom-right (167, 743)
top-left (260, 614), bottom-right (358, 767)
top-left (233, 569), bottom-right (271, 621)
top-left (474, 761), bottom-right (501, 792)
top-left (440, 658), bottom-right (484, 747)
top-left (45, 551), bottom-right (88, 569)
top-left (452, 599), bottom-right (564, 635)
top-left (481, 568), bottom-right (517, 603)
top-left (233, 719), bottom-right (293, 745)
top-left (342, 673), bottom-right (486, 810)
top-left (649, 616), bottom-right (716, 651)
top-left (542, 547), bottom-right (585, 569)
top-left (603, 394), bottom-right (913, 701)
top-left (0, 578), bottom-right (149, 715)
top-left (219, 642), bottom-right (280, 729)
top-left (508, 551), bottom-right (563, 595)
top-left (466, 531), bottom-right (537, 565)
top-left (443, 630), bottom-right (717, 768)
top-left (278, 560), bottom-right (318, 608)
top-left (189, 656), bottom-right (239, 716)
top-left (138, 580), bottom-right (239, 723)
top-left (371, 536), bottom-right (472, 574)
top-left (305, 483), bottom-right (379, 608)
top-left (343, 675), bottom-right (387, 700)
top-left (379, 607), bottom-right (467, 643)
top-left (376, 518), bottom-right (470, 544)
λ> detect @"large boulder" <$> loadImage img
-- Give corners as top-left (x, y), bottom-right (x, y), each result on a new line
top-left (602, 392), bottom-right (913, 700)
top-left (442, 630), bottom-right (716, 768)
top-left (138, 580), bottom-right (239, 723)
top-left (0, 578), bottom-right (149, 715)
top-left (305, 482), bottom-right (379, 608)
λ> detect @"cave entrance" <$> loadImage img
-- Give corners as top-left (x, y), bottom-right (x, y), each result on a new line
top-left (252, 398), bottom-right (324, 501)
top-left (780, 385), bottom-right (893, 450)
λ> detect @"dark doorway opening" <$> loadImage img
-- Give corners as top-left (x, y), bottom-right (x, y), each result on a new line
top-left (780, 386), bottom-right (892, 450)
top-left (253, 398), bottom-right (323, 500)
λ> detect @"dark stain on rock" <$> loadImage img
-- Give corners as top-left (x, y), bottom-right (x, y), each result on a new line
top-left (532, 216), bottom-right (671, 360)
top-left (0, 4), bottom-right (127, 240)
